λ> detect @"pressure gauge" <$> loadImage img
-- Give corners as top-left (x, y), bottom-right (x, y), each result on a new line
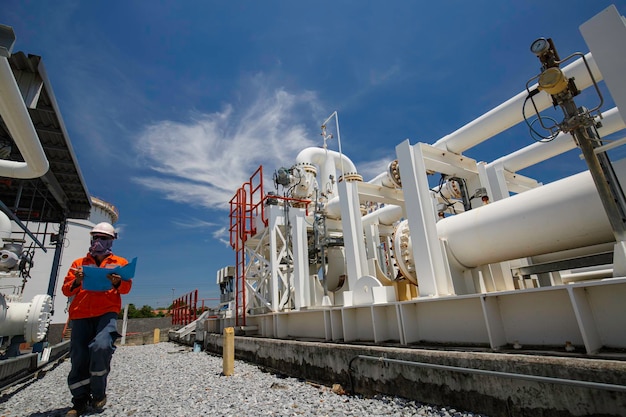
top-left (530, 38), bottom-right (549, 55)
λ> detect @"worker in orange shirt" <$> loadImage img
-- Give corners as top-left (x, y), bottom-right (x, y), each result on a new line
top-left (62, 222), bottom-right (132, 416)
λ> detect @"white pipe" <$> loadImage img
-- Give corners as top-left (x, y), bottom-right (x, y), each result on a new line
top-left (0, 57), bottom-right (49, 178)
top-left (561, 268), bottom-right (613, 283)
top-left (361, 204), bottom-right (403, 226)
top-left (530, 242), bottom-right (614, 264)
top-left (0, 299), bottom-right (29, 336)
top-left (368, 171), bottom-right (397, 189)
top-left (324, 196), bottom-right (342, 219)
top-left (295, 147), bottom-right (358, 198)
top-left (295, 147), bottom-right (358, 173)
top-left (325, 168), bottom-right (400, 220)
top-left (437, 170), bottom-right (614, 268)
top-left (432, 53), bottom-right (602, 154)
top-left (488, 107), bottom-right (625, 173)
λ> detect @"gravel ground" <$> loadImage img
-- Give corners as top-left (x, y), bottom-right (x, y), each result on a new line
top-left (0, 342), bottom-right (489, 417)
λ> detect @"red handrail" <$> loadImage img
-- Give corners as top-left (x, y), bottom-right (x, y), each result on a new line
top-left (171, 289), bottom-right (198, 326)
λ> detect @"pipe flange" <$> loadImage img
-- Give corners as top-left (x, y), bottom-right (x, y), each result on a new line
top-left (388, 160), bottom-right (402, 188)
top-left (293, 162), bottom-right (317, 176)
top-left (24, 294), bottom-right (53, 343)
top-left (338, 172), bottom-right (363, 182)
top-left (392, 220), bottom-right (417, 284)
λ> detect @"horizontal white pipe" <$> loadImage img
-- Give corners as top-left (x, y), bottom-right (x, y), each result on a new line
top-left (561, 268), bottom-right (613, 283)
top-left (488, 107), bottom-right (624, 173)
top-left (432, 53), bottom-right (602, 154)
top-left (0, 300), bottom-right (29, 336)
top-left (324, 196), bottom-right (341, 219)
top-left (530, 242), bottom-right (614, 264)
top-left (437, 170), bottom-right (614, 268)
top-left (0, 57), bottom-right (49, 178)
top-left (361, 204), bottom-right (403, 226)
top-left (368, 171), bottom-right (397, 189)
top-left (325, 169), bottom-right (403, 220)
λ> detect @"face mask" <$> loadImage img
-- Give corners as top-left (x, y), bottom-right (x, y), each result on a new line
top-left (89, 238), bottom-right (113, 256)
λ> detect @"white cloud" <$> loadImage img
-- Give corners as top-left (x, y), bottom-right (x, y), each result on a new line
top-left (212, 226), bottom-right (231, 247)
top-left (171, 218), bottom-right (218, 229)
top-left (132, 80), bottom-right (320, 210)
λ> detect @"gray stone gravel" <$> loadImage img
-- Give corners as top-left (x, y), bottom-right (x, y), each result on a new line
top-left (0, 342), bottom-right (489, 417)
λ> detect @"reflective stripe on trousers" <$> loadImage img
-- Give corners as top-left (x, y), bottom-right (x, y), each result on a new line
top-left (67, 312), bottom-right (121, 400)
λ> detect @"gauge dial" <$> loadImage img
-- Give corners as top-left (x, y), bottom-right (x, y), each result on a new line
top-left (531, 38), bottom-right (549, 55)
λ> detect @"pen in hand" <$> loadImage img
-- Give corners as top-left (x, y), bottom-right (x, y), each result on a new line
top-left (70, 267), bottom-right (84, 285)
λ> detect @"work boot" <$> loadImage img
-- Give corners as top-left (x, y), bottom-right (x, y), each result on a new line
top-left (66, 397), bottom-right (88, 416)
top-left (91, 395), bottom-right (107, 410)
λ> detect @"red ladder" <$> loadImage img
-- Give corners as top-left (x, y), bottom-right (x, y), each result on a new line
top-left (229, 166), bottom-right (267, 326)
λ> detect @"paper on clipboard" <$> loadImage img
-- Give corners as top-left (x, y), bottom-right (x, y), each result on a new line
top-left (82, 257), bottom-right (137, 291)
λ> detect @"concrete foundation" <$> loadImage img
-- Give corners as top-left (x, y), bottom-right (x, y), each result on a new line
top-left (196, 334), bottom-right (626, 417)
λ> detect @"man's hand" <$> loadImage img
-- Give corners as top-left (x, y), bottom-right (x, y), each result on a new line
top-left (108, 273), bottom-right (122, 287)
top-left (70, 267), bottom-right (85, 290)
top-left (72, 267), bottom-right (84, 287)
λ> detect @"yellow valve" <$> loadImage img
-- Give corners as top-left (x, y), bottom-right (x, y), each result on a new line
top-left (538, 67), bottom-right (568, 95)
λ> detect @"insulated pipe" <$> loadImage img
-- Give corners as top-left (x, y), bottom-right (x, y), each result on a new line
top-left (437, 170), bottom-right (614, 268)
top-left (432, 53), bottom-right (602, 154)
top-left (0, 57), bottom-right (49, 178)
top-left (488, 107), bottom-right (625, 173)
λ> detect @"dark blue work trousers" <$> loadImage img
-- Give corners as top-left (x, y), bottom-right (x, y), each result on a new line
top-left (67, 312), bottom-right (120, 401)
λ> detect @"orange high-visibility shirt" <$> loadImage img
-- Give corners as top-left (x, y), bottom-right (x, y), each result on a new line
top-left (62, 253), bottom-right (132, 319)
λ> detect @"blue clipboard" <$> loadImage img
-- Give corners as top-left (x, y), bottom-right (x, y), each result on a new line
top-left (82, 257), bottom-right (137, 291)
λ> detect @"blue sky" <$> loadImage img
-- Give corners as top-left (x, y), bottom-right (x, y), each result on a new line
top-left (4, 1), bottom-right (624, 308)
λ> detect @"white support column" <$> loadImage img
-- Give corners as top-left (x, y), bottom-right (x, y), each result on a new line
top-left (338, 179), bottom-right (368, 290)
top-left (477, 161), bottom-right (510, 202)
top-left (396, 140), bottom-right (453, 296)
top-left (289, 208), bottom-right (310, 309)
top-left (363, 222), bottom-right (380, 262)
top-left (268, 206), bottom-right (283, 312)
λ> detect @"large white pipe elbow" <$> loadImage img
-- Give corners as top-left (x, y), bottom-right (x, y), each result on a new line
top-left (0, 57), bottom-right (49, 179)
top-left (295, 147), bottom-right (358, 174)
top-left (432, 53), bottom-right (602, 154)
top-left (436, 170), bottom-right (614, 268)
top-left (296, 147), bottom-right (359, 202)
